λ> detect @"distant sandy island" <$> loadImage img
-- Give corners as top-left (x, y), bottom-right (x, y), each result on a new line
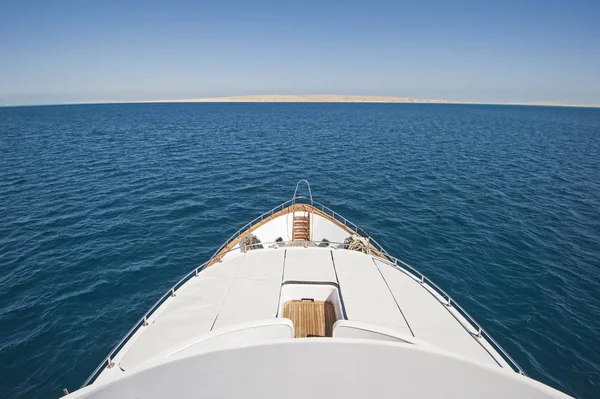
top-left (8, 95), bottom-right (594, 108)
top-left (142, 95), bottom-right (599, 108)
top-left (151, 94), bottom-right (468, 104)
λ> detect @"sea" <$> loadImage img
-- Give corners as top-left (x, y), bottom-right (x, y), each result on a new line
top-left (0, 103), bottom-right (599, 398)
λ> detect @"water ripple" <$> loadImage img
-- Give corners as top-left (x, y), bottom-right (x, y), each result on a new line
top-left (0, 103), bottom-right (599, 398)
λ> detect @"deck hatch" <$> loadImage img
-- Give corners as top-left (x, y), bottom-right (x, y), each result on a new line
top-left (283, 300), bottom-right (336, 338)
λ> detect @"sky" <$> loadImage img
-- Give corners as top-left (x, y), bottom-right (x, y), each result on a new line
top-left (1, 0), bottom-right (599, 105)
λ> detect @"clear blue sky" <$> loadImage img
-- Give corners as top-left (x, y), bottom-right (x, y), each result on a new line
top-left (1, 0), bottom-right (599, 105)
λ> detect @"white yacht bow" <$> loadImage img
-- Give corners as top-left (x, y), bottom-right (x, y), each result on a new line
top-left (65, 181), bottom-right (571, 398)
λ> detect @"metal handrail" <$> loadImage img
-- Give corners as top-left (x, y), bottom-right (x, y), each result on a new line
top-left (82, 204), bottom-right (525, 387)
top-left (377, 254), bottom-right (526, 375)
top-left (209, 197), bottom-right (389, 261)
top-left (311, 199), bottom-right (390, 256)
top-left (292, 179), bottom-right (313, 207)
top-left (209, 199), bottom-right (294, 258)
top-left (81, 241), bottom-right (273, 387)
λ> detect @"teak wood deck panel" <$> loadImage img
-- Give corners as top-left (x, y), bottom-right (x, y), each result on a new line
top-left (283, 300), bottom-right (336, 338)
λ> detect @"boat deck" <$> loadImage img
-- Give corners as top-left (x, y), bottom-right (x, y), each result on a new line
top-left (72, 186), bottom-right (571, 399)
top-left (99, 246), bottom-right (510, 382)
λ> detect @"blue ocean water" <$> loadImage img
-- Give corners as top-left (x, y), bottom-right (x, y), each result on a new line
top-left (0, 103), bottom-right (599, 398)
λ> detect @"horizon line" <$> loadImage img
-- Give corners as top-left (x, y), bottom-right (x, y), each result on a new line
top-left (2, 94), bottom-right (600, 109)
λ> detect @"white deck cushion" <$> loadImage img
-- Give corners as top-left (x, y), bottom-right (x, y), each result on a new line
top-left (284, 248), bottom-right (337, 282)
top-left (217, 278), bottom-right (282, 319)
top-left (332, 250), bottom-right (409, 330)
top-left (236, 249), bottom-right (285, 280)
top-left (119, 275), bottom-right (233, 370)
top-left (199, 255), bottom-right (245, 279)
top-left (374, 259), bottom-right (499, 366)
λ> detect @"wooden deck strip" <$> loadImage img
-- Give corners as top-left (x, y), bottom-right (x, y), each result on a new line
top-left (283, 300), bottom-right (336, 338)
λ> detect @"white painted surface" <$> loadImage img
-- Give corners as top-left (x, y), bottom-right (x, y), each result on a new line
top-left (251, 212), bottom-right (293, 242)
top-left (310, 213), bottom-right (352, 242)
top-left (230, 211), bottom-right (352, 245)
top-left (136, 319), bottom-right (294, 367)
top-left (71, 340), bottom-right (572, 399)
top-left (333, 320), bottom-right (416, 343)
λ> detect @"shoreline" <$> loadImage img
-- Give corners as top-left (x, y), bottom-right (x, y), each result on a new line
top-left (1, 94), bottom-right (599, 108)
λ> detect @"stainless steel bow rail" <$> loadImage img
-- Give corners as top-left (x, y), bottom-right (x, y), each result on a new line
top-left (81, 205), bottom-right (525, 388)
top-left (210, 196), bottom-right (389, 260)
top-left (292, 179), bottom-right (314, 207)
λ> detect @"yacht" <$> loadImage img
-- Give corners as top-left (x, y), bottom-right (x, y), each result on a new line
top-left (64, 181), bottom-right (571, 398)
